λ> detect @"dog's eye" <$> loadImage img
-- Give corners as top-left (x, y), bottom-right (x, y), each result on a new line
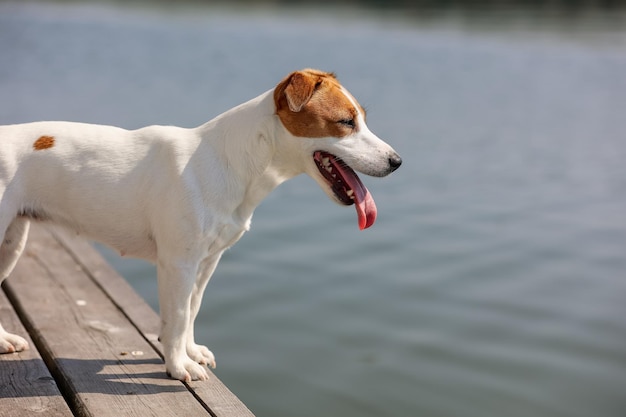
top-left (338, 119), bottom-right (355, 128)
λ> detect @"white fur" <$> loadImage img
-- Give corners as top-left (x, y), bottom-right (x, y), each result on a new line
top-left (0, 81), bottom-right (400, 381)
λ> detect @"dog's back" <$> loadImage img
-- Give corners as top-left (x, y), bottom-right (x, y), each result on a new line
top-left (0, 121), bottom-right (200, 260)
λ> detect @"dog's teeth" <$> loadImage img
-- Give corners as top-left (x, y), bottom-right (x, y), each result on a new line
top-left (347, 189), bottom-right (354, 198)
top-left (322, 157), bottom-right (330, 166)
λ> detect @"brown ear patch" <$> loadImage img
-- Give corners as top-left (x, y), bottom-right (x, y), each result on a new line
top-left (283, 72), bottom-right (317, 112)
top-left (274, 69), bottom-right (360, 138)
top-left (33, 135), bottom-right (55, 150)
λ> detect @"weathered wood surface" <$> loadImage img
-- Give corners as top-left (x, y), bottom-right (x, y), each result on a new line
top-left (0, 223), bottom-right (255, 417)
top-left (0, 290), bottom-right (73, 417)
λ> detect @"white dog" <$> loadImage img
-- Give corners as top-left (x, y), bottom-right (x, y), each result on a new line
top-left (0, 69), bottom-right (401, 381)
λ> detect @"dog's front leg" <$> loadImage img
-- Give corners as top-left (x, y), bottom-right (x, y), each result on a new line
top-left (157, 260), bottom-right (209, 382)
top-left (186, 252), bottom-right (223, 368)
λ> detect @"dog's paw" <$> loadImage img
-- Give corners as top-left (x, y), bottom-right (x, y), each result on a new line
top-left (0, 331), bottom-right (29, 354)
top-left (166, 357), bottom-right (210, 382)
top-left (187, 343), bottom-right (216, 369)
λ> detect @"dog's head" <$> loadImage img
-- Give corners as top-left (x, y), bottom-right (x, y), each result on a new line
top-left (274, 69), bottom-right (402, 230)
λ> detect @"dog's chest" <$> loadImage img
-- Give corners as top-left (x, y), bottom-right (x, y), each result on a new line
top-left (204, 217), bottom-right (250, 256)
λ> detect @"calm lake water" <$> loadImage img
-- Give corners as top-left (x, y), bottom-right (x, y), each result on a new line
top-left (2, 2), bottom-right (626, 416)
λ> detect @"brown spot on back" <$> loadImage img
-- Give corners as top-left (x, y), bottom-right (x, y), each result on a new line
top-left (33, 135), bottom-right (55, 150)
top-left (274, 69), bottom-right (361, 138)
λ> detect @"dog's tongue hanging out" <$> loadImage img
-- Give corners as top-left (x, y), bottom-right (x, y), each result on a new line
top-left (356, 186), bottom-right (377, 230)
top-left (314, 151), bottom-right (378, 230)
top-left (341, 164), bottom-right (377, 230)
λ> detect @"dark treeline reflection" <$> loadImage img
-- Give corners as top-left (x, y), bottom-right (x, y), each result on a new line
top-left (144, 0), bottom-right (625, 10)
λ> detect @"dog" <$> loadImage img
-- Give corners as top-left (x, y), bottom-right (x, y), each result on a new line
top-left (0, 69), bottom-right (401, 381)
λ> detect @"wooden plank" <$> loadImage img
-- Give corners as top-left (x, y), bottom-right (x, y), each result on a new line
top-left (0, 289), bottom-right (73, 417)
top-left (6, 224), bottom-right (210, 416)
top-left (53, 227), bottom-right (256, 417)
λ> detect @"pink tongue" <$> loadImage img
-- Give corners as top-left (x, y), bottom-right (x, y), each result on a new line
top-left (355, 187), bottom-right (377, 230)
top-left (334, 161), bottom-right (378, 230)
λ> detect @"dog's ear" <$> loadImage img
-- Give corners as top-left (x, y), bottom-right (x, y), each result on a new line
top-left (275, 70), bottom-right (320, 113)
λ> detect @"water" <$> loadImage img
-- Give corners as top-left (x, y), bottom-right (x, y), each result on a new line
top-left (2, 3), bottom-right (626, 416)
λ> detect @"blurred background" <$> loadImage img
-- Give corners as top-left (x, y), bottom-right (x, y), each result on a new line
top-left (1, 1), bottom-right (626, 416)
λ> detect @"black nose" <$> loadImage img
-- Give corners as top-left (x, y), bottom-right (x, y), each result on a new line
top-left (389, 154), bottom-right (402, 172)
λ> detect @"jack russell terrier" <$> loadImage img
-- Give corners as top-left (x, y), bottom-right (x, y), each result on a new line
top-left (0, 69), bottom-right (401, 381)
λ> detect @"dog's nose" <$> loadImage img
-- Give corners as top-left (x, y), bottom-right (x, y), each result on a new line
top-left (388, 154), bottom-right (402, 172)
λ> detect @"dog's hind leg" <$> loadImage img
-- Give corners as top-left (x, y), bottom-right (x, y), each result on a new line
top-left (0, 217), bottom-right (30, 281)
top-left (0, 216), bottom-right (31, 353)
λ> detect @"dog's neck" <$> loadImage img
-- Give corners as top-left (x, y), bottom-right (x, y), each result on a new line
top-left (195, 89), bottom-right (302, 223)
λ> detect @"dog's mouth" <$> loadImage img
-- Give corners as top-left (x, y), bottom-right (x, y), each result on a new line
top-left (313, 151), bottom-right (377, 230)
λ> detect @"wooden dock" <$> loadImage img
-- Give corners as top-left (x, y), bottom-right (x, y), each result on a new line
top-left (0, 224), bottom-right (255, 417)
